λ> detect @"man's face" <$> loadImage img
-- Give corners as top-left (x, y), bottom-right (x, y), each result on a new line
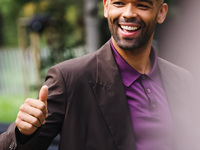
top-left (104, 0), bottom-right (168, 52)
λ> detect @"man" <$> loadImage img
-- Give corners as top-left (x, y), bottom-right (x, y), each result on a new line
top-left (0, 0), bottom-right (199, 149)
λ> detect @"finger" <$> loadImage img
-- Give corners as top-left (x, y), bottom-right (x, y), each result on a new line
top-left (20, 103), bottom-right (46, 125)
top-left (39, 85), bottom-right (48, 103)
top-left (17, 111), bottom-right (41, 128)
top-left (25, 98), bottom-right (48, 118)
top-left (15, 118), bottom-right (38, 135)
top-left (39, 85), bottom-right (48, 117)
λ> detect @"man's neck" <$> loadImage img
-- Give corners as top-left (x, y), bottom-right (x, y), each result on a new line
top-left (112, 38), bottom-right (153, 74)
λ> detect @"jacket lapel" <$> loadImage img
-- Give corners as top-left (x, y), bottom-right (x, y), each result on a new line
top-left (158, 58), bottom-right (196, 150)
top-left (158, 58), bottom-right (192, 122)
top-left (91, 41), bottom-right (136, 150)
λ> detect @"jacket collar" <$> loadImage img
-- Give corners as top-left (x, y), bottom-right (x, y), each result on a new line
top-left (111, 40), bottom-right (162, 88)
top-left (91, 40), bottom-right (136, 150)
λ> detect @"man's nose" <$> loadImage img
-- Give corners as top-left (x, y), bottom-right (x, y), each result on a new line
top-left (122, 4), bottom-right (137, 19)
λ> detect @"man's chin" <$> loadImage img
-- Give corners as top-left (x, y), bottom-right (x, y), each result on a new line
top-left (117, 41), bottom-right (139, 51)
top-left (119, 46), bottom-right (138, 51)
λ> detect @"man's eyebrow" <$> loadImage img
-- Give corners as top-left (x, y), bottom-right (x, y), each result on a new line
top-left (138, 0), bottom-right (153, 5)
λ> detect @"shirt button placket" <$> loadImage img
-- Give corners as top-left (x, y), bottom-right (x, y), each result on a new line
top-left (146, 88), bottom-right (156, 110)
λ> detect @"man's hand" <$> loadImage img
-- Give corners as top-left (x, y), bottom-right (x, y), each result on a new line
top-left (15, 85), bottom-right (48, 135)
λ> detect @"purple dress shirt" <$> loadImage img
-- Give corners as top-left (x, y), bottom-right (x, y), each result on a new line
top-left (111, 40), bottom-right (173, 150)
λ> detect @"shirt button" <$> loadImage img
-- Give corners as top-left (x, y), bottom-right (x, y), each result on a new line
top-left (146, 88), bottom-right (151, 93)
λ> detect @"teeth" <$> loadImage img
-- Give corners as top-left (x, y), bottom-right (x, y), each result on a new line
top-left (121, 25), bottom-right (139, 31)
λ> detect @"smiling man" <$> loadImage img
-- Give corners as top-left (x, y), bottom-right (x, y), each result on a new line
top-left (105, 0), bottom-right (167, 73)
top-left (106, 0), bottom-right (164, 52)
top-left (0, 0), bottom-right (199, 150)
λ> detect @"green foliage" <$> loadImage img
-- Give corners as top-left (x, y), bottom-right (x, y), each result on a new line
top-left (0, 94), bottom-right (24, 123)
top-left (37, 0), bottom-right (85, 77)
top-left (0, 0), bottom-right (86, 83)
top-left (0, 91), bottom-right (38, 123)
top-left (0, 0), bottom-right (85, 122)
top-left (0, 0), bottom-right (20, 46)
top-left (0, 0), bottom-right (84, 48)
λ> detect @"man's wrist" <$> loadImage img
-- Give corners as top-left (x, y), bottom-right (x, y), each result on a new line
top-left (15, 127), bottom-right (36, 145)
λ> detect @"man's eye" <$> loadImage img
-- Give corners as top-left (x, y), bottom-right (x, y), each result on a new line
top-left (113, 2), bottom-right (124, 6)
top-left (137, 4), bottom-right (150, 9)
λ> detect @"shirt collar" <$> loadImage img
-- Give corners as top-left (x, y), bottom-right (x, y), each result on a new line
top-left (110, 39), bottom-right (162, 87)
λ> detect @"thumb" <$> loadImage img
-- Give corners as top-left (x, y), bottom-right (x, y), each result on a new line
top-left (39, 85), bottom-right (48, 102)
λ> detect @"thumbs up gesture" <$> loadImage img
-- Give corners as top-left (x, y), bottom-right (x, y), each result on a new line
top-left (15, 85), bottom-right (49, 135)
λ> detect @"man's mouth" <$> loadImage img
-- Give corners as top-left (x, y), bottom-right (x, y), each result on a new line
top-left (120, 25), bottom-right (141, 32)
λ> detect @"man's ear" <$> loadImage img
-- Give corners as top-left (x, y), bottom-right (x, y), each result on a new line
top-left (103, 0), bottom-right (108, 18)
top-left (157, 3), bottom-right (168, 24)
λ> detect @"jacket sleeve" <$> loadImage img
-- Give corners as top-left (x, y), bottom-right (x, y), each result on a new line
top-left (0, 65), bottom-right (67, 150)
top-left (0, 122), bottom-right (18, 150)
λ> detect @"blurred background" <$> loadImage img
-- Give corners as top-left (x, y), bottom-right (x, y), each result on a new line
top-left (0, 0), bottom-right (109, 123)
top-left (0, 0), bottom-right (199, 132)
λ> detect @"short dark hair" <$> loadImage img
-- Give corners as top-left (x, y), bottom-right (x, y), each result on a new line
top-left (157, 0), bottom-right (164, 5)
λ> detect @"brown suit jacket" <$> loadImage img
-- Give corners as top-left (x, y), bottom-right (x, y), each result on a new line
top-left (0, 40), bottom-right (199, 150)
